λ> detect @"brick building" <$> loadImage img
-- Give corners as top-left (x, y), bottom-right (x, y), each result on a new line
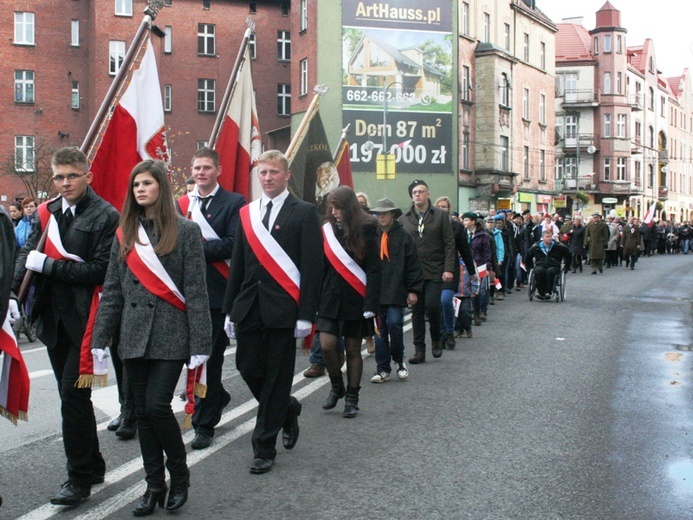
top-left (1, 0), bottom-right (291, 204)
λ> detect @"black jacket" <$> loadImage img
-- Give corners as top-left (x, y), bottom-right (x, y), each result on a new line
top-left (378, 221), bottom-right (424, 307)
top-left (526, 240), bottom-right (572, 271)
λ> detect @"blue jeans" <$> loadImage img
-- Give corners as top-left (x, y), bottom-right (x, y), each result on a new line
top-left (515, 253), bottom-right (526, 286)
top-left (440, 289), bottom-right (455, 337)
top-left (472, 277), bottom-right (490, 314)
top-left (683, 238), bottom-right (690, 254)
top-left (374, 305), bottom-right (405, 373)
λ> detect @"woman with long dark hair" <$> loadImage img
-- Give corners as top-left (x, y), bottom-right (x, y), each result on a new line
top-left (319, 186), bottom-right (380, 418)
top-left (92, 160), bottom-right (211, 516)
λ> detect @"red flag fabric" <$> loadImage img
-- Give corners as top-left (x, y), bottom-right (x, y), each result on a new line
top-left (643, 201), bottom-right (657, 224)
top-left (334, 140), bottom-right (354, 189)
top-left (476, 263), bottom-right (488, 279)
top-left (215, 47), bottom-right (262, 201)
top-left (90, 38), bottom-right (169, 211)
top-left (0, 315), bottom-right (30, 424)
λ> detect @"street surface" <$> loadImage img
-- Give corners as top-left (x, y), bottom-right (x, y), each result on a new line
top-left (0, 254), bottom-right (691, 519)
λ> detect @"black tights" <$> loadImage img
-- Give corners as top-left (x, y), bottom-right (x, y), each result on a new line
top-left (320, 332), bottom-right (362, 389)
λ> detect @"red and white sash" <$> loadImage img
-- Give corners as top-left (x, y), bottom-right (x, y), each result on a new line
top-left (322, 223), bottom-right (366, 297)
top-left (36, 203), bottom-right (105, 388)
top-left (117, 224), bottom-right (186, 312)
top-left (0, 314), bottom-right (30, 424)
top-left (239, 201), bottom-right (300, 304)
top-left (178, 193), bottom-right (230, 279)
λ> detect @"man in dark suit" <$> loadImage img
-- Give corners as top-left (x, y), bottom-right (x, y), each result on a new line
top-left (13, 147), bottom-right (119, 505)
top-left (223, 149), bottom-right (322, 474)
top-left (177, 147), bottom-right (246, 450)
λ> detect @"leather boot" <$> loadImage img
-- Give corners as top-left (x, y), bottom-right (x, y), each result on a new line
top-left (343, 386), bottom-right (360, 418)
top-left (133, 486), bottom-right (167, 517)
top-left (409, 350), bottom-right (425, 364)
top-left (432, 340), bottom-right (443, 358)
top-left (473, 311), bottom-right (481, 326)
top-left (165, 469), bottom-right (189, 511)
top-left (322, 376), bottom-right (346, 410)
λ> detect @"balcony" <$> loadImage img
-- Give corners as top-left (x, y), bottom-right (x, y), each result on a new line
top-left (563, 133), bottom-right (596, 150)
top-left (631, 136), bottom-right (643, 154)
top-left (658, 150), bottom-right (669, 163)
top-left (561, 89), bottom-right (600, 107)
top-left (628, 93), bottom-right (643, 111)
top-left (658, 187), bottom-right (669, 200)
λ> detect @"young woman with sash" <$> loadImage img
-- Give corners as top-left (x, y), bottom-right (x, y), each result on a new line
top-left (319, 187), bottom-right (380, 418)
top-left (91, 160), bottom-right (212, 516)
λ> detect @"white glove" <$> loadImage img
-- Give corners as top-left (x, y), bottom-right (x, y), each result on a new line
top-left (363, 311), bottom-right (376, 319)
top-left (294, 319), bottom-right (313, 339)
top-left (91, 347), bottom-right (111, 363)
top-left (188, 355), bottom-right (210, 369)
top-left (8, 299), bottom-right (20, 325)
top-left (224, 315), bottom-right (236, 339)
top-left (26, 250), bottom-right (48, 273)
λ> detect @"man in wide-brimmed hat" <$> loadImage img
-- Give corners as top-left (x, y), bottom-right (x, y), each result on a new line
top-left (369, 198), bottom-right (423, 383)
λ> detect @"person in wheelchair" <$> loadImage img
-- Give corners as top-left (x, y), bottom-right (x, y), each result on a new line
top-left (526, 228), bottom-right (572, 299)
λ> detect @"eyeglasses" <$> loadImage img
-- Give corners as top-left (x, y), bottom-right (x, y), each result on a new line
top-left (53, 172), bottom-right (87, 183)
top-left (412, 189), bottom-right (428, 195)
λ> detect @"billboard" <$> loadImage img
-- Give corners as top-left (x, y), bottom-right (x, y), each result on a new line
top-left (342, 0), bottom-right (453, 175)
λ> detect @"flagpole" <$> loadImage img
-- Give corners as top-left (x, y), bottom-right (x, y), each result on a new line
top-left (285, 85), bottom-right (328, 164)
top-left (332, 124), bottom-right (351, 163)
top-left (208, 19), bottom-right (256, 149)
top-left (17, 1), bottom-right (164, 305)
top-left (82, 1), bottom-right (164, 157)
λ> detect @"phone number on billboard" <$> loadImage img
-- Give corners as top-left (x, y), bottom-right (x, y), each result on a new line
top-left (343, 87), bottom-right (432, 107)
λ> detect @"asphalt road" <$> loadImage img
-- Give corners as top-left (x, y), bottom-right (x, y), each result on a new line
top-left (0, 254), bottom-right (691, 519)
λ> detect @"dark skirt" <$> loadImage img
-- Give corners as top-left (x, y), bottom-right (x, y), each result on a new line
top-left (317, 317), bottom-right (369, 339)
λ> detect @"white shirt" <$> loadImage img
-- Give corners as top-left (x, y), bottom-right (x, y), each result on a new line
top-left (260, 189), bottom-right (289, 231)
top-left (61, 198), bottom-right (76, 217)
top-left (192, 183), bottom-right (220, 211)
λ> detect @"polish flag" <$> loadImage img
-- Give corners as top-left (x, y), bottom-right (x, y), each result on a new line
top-left (643, 201), bottom-right (657, 224)
top-left (90, 38), bottom-right (169, 211)
top-left (520, 261), bottom-right (527, 272)
top-left (494, 278), bottom-right (502, 290)
top-left (0, 315), bottom-right (30, 424)
top-left (334, 140), bottom-right (354, 189)
top-left (476, 263), bottom-right (488, 278)
top-left (215, 47), bottom-right (262, 201)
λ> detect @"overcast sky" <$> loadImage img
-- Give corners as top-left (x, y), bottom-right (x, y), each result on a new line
top-left (539, 0), bottom-right (693, 79)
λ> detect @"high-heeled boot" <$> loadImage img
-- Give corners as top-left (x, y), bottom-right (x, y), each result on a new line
top-left (343, 386), bottom-right (360, 418)
top-left (322, 375), bottom-right (346, 410)
top-left (165, 468), bottom-right (190, 511)
top-left (133, 485), bottom-right (167, 517)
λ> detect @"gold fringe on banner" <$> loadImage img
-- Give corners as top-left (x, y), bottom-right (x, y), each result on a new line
top-left (194, 382), bottom-right (207, 399)
top-left (75, 374), bottom-right (108, 389)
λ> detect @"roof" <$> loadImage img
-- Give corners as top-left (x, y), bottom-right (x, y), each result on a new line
top-left (556, 22), bottom-right (594, 62)
top-left (667, 74), bottom-right (684, 98)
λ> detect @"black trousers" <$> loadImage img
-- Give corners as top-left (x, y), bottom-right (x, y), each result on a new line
top-left (235, 303), bottom-right (298, 461)
top-left (534, 265), bottom-right (559, 295)
top-left (411, 279), bottom-right (443, 352)
top-left (110, 331), bottom-right (135, 423)
top-left (192, 310), bottom-right (230, 437)
top-left (125, 358), bottom-right (187, 489)
top-left (47, 323), bottom-right (105, 487)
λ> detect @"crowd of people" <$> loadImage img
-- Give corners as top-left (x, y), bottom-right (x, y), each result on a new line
top-left (3, 145), bottom-right (691, 516)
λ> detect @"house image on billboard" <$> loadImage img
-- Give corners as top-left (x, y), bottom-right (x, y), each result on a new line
top-left (346, 33), bottom-right (444, 99)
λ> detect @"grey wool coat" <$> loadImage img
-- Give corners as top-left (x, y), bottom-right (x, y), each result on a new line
top-left (91, 216), bottom-right (212, 360)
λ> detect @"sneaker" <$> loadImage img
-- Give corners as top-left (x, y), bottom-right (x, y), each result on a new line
top-left (396, 362), bottom-right (409, 380)
top-left (465, 329), bottom-right (473, 338)
top-left (370, 371), bottom-right (390, 384)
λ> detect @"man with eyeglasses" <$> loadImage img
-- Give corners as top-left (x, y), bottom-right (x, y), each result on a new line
top-left (399, 180), bottom-right (455, 363)
top-left (13, 147), bottom-right (119, 506)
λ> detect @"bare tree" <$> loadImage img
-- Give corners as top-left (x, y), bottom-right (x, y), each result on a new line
top-left (0, 136), bottom-right (57, 202)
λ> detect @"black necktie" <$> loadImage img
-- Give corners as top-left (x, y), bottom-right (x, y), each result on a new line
top-left (262, 201), bottom-right (273, 230)
top-left (60, 208), bottom-right (73, 236)
top-left (199, 196), bottom-right (212, 214)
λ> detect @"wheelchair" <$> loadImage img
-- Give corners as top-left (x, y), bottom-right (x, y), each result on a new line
top-left (527, 265), bottom-right (566, 303)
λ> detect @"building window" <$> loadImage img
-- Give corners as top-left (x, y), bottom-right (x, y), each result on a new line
top-left (14, 70), bottom-right (35, 104)
top-left (198, 24), bottom-right (215, 56)
top-left (649, 56), bottom-right (654, 74)
top-left (248, 33), bottom-right (256, 59)
top-left (524, 146), bottom-right (530, 180)
top-left (14, 12), bottom-right (35, 45)
top-left (499, 74), bottom-right (510, 107)
top-left (164, 0), bottom-right (172, 5)
top-left (462, 3), bottom-right (469, 36)
top-left (115, 0), bottom-right (133, 16)
top-left (540, 42), bottom-right (546, 70)
top-left (109, 41), bottom-right (126, 75)
top-left (522, 88), bottom-right (530, 119)
top-left (617, 114), bottom-right (626, 137)
top-left (604, 34), bottom-right (611, 53)
top-left (660, 96), bottom-right (666, 117)
top-left (300, 59), bottom-right (308, 96)
top-left (634, 121), bottom-right (642, 143)
top-left (71, 81), bottom-right (80, 109)
top-left (15, 136), bottom-right (35, 172)
top-left (635, 161), bottom-right (641, 186)
top-left (604, 72), bottom-right (611, 94)
top-left (197, 140), bottom-right (209, 150)
top-left (300, 0), bottom-right (308, 32)
top-left (164, 26), bottom-right (172, 53)
top-left (504, 24), bottom-right (510, 50)
top-left (648, 87), bottom-right (654, 110)
top-left (523, 33), bottom-right (529, 62)
top-left (616, 72), bottom-right (622, 94)
top-left (565, 115), bottom-right (577, 140)
top-left (71, 20), bottom-right (79, 46)
top-left (539, 150), bottom-right (546, 181)
top-left (483, 13), bottom-right (490, 43)
top-left (604, 158), bottom-right (611, 180)
top-left (462, 66), bottom-right (471, 101)
top-left (203, 0), bottom-right (210, 9)
top-left (604, 114), bottom-right (611, 137)
top-left (278, 83), bottom-right (291, 115)
top-left (565, 157), bottom-right (577, 180)
top-left (164, 84), bottom-right (172, 112)
top-left (617, 157), bottom-right (627, 181)
top-left (500, 136), bottom-right (509, 171)
top-left (198, 79), bottom-right (215, 112)
top-left (647, 164), bottom-right (654, 187)
top-left (249, 2), bottom-right (256, 14)
top-left (617, 35), bottom-right (622, 53)
top-left (539, 94), bottom-right (546, 124)
top-left (554, 157), bottom-right (563, 181)
top-left (277, 30), bottom-right (291, 61)
top-left (594, 36), bottom-right (599, 54)
top-left (462, 131), bottom-right (470, 170)
top-left (648, 126), bottom-right (654, 148)
top-left (281, 0), bottom-right (289, 16)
